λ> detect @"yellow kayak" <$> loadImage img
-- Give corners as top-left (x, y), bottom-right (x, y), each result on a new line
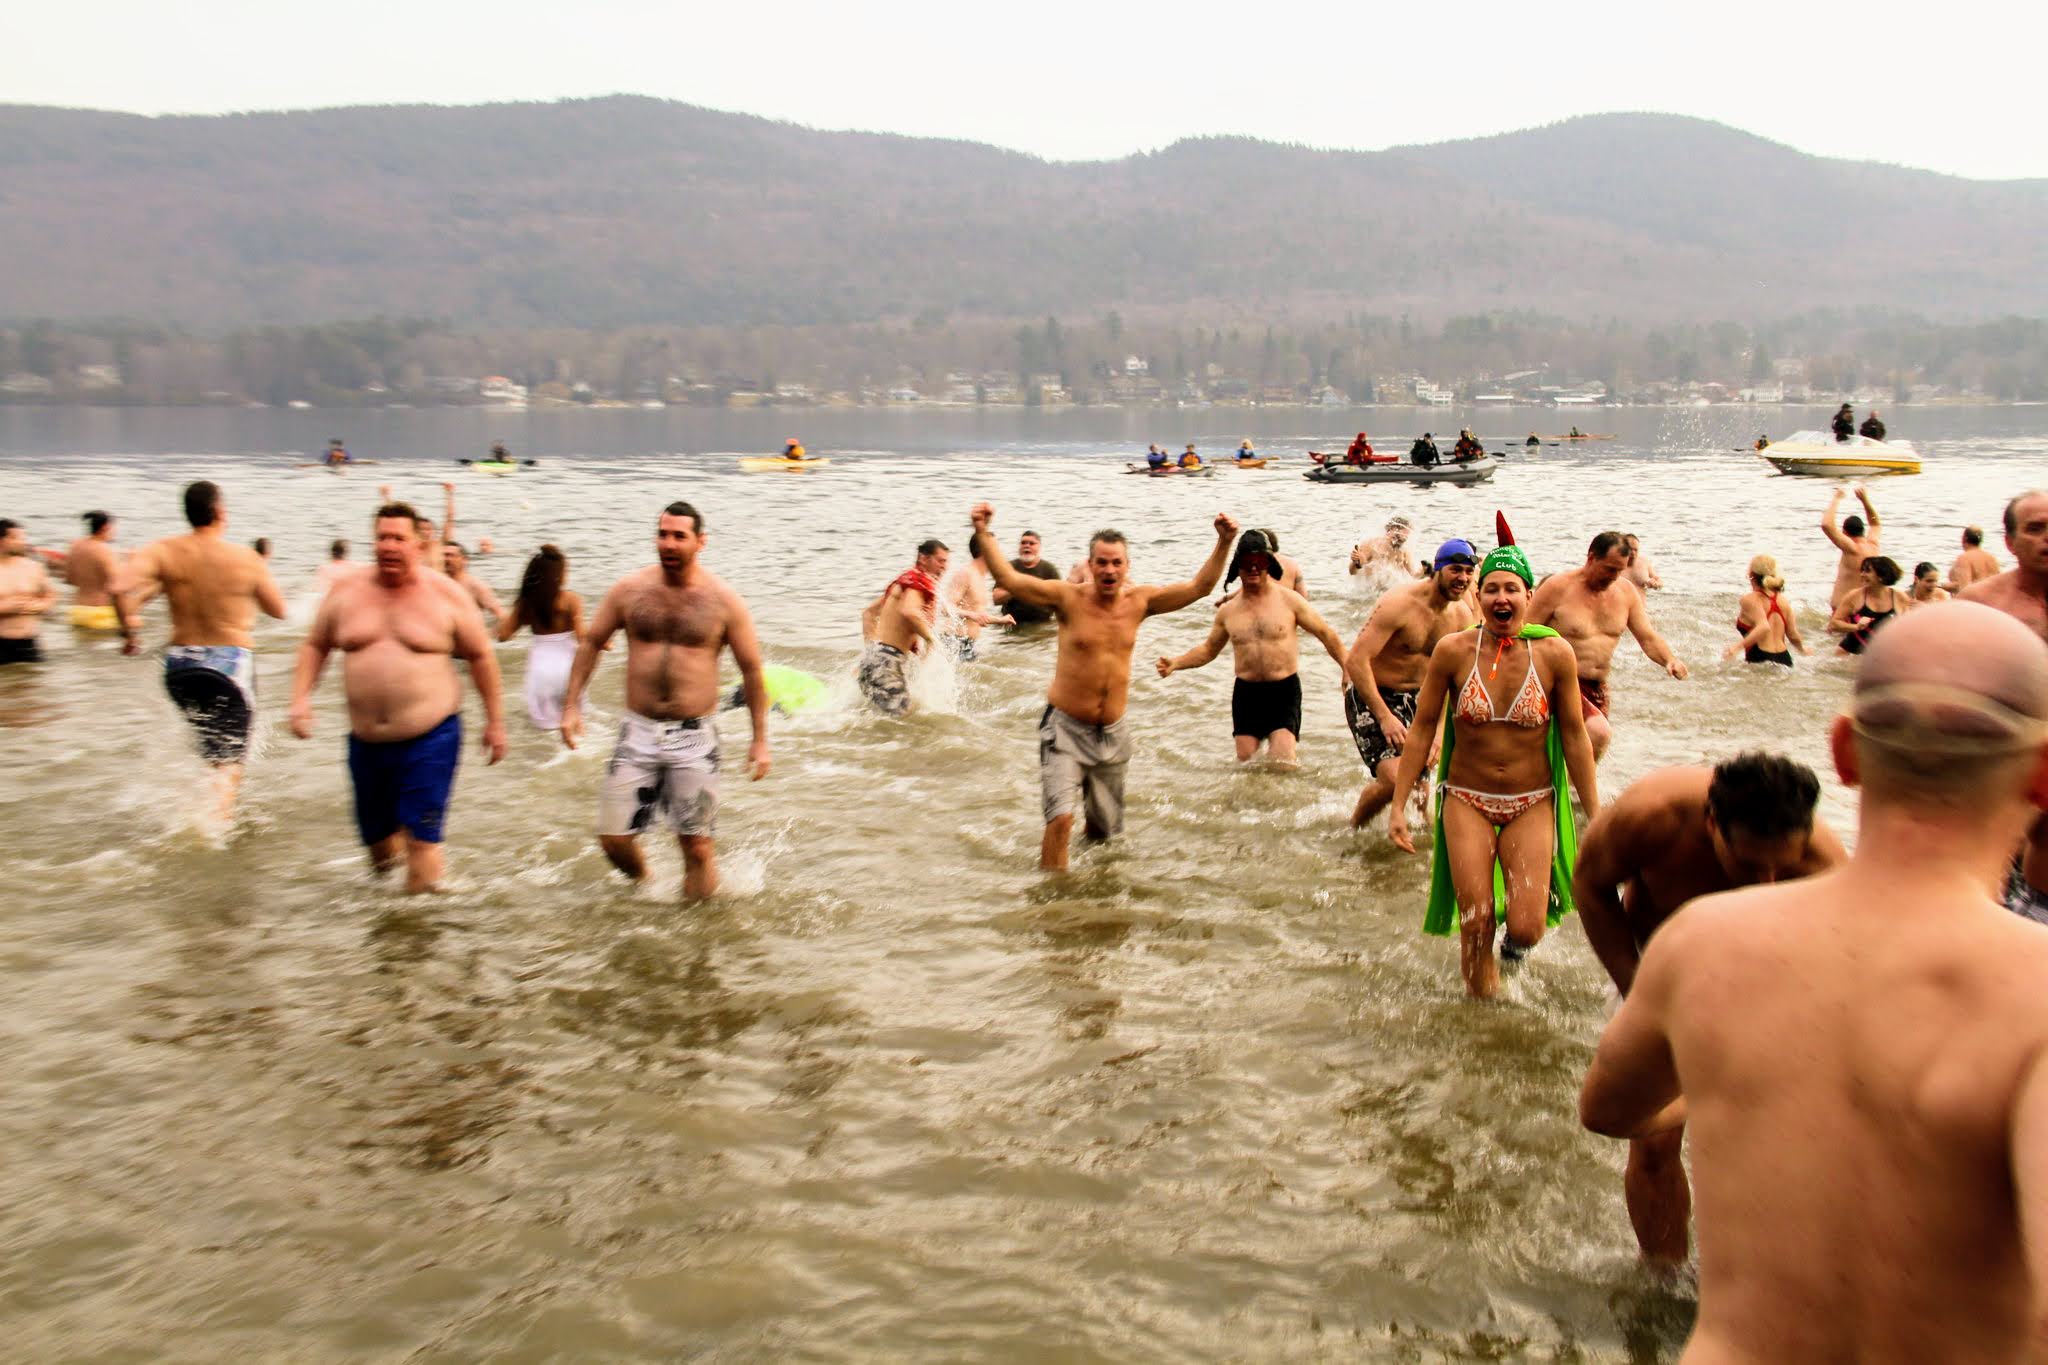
top-left (740, 456), bottom-right (832, 472)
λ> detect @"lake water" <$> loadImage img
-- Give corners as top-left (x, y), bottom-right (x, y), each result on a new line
top-left (2, 404), bottom-right (2044, 1360)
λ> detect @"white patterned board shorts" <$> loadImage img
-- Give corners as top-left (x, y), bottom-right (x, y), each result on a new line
top-left (598, 711), bottom-right (720, 839)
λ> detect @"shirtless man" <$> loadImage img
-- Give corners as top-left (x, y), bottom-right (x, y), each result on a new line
top-left (1258, 528), bottom-right (1307, 597)
top-left (377, 482), bottom-right (457, 572)
top-left (1580, 604), bottom-right (2048, 1361)
top-left (1342, 538), bottom-right (1478, 825)
top-left (64, 511), bottom-right (127, 633)
top-left (1963, 490), bottom-right (2048, 922)
top-left (1573, 755), bottom-right (1847, 1265)
top-left (972, 503), bottom-right (1237, 870)
top-left (858, 539), bottom-right (946, 715)
top-left (289, 502), bottom-right (505, 890)
top-left (1621, 533), bottom-right (1662, 591)
top-left (993, 531), bottom-right (1061, 627)
top-left (1155, 529), bottom-right (1362, 766)
top-left (560, 501), bottom-right (768, 900)
top-left (315, 539), bottom-right (355, 593)
top-left (1948, 524), bottom-right (2002, 593)
top-left (1348, 516), bottom-right (1420, 580)
top-left (442, 542), bottom-right (504, 623)
top-left (119, 482), bottom-right (288, 820)
top-left (1821, 484), bottom-right (1881, 616)
top-left (941, 539), bottom-right (1012, 661)
top-left (1527, 530), bottom-right (1687, 760)
top-left (0, 519), bottom-right (56, 665)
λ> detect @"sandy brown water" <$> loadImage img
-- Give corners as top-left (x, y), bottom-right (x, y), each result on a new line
top-left (2, 405), bottom-right (2043, 1360)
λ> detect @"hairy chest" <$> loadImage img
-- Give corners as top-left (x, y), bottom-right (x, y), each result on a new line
top-left (626, 587), bottom-right (724, 648)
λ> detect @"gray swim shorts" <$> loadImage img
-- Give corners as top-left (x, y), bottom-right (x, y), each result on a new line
top-left (1038, 705), bottom-right (1133, 838)
top-left (598, 711), bottom-right (720, 839)
top-left (858, 642), bottom-right (911, 716)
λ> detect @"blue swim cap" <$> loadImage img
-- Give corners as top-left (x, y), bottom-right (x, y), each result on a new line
top-left (1433, 538), bottom-right (1479, 569)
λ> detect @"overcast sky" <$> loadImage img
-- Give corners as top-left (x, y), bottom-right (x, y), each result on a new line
top-left (4, 0), bottom-right (2038, 180)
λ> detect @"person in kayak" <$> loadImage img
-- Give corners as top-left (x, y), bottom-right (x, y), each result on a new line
top-left (1754, 435), bottom-right (1771, 451)
top-left (488, 443), bottom-right (511, 462)
top-left (325, 439), bottom-right (351, 467)
top-left (1832, 404), bottom-right (1856, 442)
top-left (1526, 433), bottom-right (1542, 447)
top-left (1569, 426), bottom-right (1585, 439)
top-left (1145, 444), bottom-right (1169, 470)
top-left (1859, 411), bottom-right (1888, 441)
top-left (1236, 440), bottom-right (1258, 463)
top-left (1409, 433), bottom-right (1439, 468)
top-left (783, 438), bottom-right (806, 461)
top-left (1178, 444), bottom-right (1203, 469)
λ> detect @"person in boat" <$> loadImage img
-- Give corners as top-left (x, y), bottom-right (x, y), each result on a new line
top-left (1409, 433), bottom-right (1439, 468)
top-left (1754, 435), bottom-right (1771, 452)
top-left (1385, 542), bottom-right (1601, 999)
top-left (1344, 432), bottom-right (1374, 466)
top-left (488, 443), bottom-right (511, 463)
top-left (1179, 444), bottom-right (1203, 469)
top-left (1451, 430), bottom-right (1484, 462)
top-left (1569, 427), bottom-right (1584, 439)
top-left (1722, 554), bottom-right (1808, 667)
top-left (783, 438), bottom-right (806, 461)
top-left (1859, 411), bottom-right (1887, 442)
top-left (1832, 404), bottom-right (1856, 442)
top-left (1236, 440), bottom-right (1258, 463)
top-left (1526, 433), bottom-right (1542, 447)
top-left (1146, 444), bottom-right (1169, 470)
top-left (1830, 556), bottom-right (1908, 655)
top-left (325, 439), bottom-right (351, 467)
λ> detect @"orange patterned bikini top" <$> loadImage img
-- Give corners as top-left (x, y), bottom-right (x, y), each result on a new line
top-left (1455, 639), bottom-right (1549, 729)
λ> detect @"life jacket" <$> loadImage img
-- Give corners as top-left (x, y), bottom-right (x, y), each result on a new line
top-left (785, 443), bottom-right (806, 459)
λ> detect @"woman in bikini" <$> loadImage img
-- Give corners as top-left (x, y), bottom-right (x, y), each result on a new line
top-left (1387, 545), bottom-right (1600, 999)
top-left (1830, 555), bottom-right (1908, 656)
top-left (1723, 553), bottom-right (1808, 666)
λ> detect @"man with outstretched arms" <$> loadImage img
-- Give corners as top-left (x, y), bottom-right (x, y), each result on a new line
top-left (559, 501), bottom-right (768, 901)
top-left (1821, 484), bottom-right (1881, 616)
top-left (858, 539), bottom-right (946, 715)
top-left (1572, 754), bottom-right (1846, 1267)
top-left (1342, 538), bottom-right (1479, 826)
top-left (1527, 530), bottom-right (1687, 759)
top-left (119, 482), bottom-right (288, 820)
top-left (1580, 603), bottom-right (2048, 1362)
top-left (1349, 516), bottom-right (1420, 580)
top-left (972, 502), bottom-right (1238, 870)
top-left (0, 519), bottom-right (56, 664)
top-left (289, 501), bottom-right (506, 891)
top-left (1155, 529), bottom-right (1363, 766)
top-left (1964, 490), bottom-right (2048, 922)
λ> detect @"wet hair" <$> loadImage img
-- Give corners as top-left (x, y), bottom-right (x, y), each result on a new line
top-left (2004, 492), bottom-right (2048, 538)
top-left (1842, 514), bottom-right (1866, 538)
top-left (517, 544), bottom-right (566, 628)
top-left (251, 538), bottom-right (271, 556)
top-left (1707, 752), bottom-right (1820, 841)
top-left (1914, 561), bottom-right (1939, 581)
top-left (329, 538), bottom-right (348, 559)
top-left (1588, 530), bottom-right (1627, 560)
top-left (1863, 556), bottom-right (1903, 586)
top-left (1963, 526), bottom-right (1984, 547)
top-left (374, 501), bottom-right (422, 528)
top-left (0, 518), bottom-right (17, 539)
top-left (917, 538), bottom-right (948, 558)
top-left (1747, 554), bottom-right (1785, 594)
top-left (1089, 529), bottom-right (1129, 556)
top-left (183, 480), bottom-right (222, 529)
top-left (82, 510), bottom-right (112, 535)
top-left (659, 501), bottom-right (703, 533)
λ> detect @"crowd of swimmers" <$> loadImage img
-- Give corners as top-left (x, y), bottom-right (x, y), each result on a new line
top-left (8, 471), bottom-right (2048, 1358)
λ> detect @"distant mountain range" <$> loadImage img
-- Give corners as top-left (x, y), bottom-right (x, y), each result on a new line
top-left (1, 98), bottom-right (2042, 330)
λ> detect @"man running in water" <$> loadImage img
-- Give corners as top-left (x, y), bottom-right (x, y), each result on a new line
top-left (1948, 524), bottom-right (2002, 593)
top-left (290, 501), bottom-right (505, 890)
top-left (1349, 517), bottom-right (1420, 580)
top-left (1580, 603), bottom-right (2048, 1361)
top-left (560, 502), bottom-right (769, 901)
top-left (858, 539), bottom-right (946, 715)
top-left (1156, 529), bottom-right (1362, 766)
top-left (1573, 754), bottom-right (1846, 1265)
top-left (1963, 490), bottom-right (2048, 921)
top-left (0, 519), bottom-right (55, 664)
top-left (1342, 539), bottom-right (1479, 826)
top-left (63, 511), bottom-right (126, 633)
top-left (1821, 485), bottom-right (1881, 617)
top-left (119, 482), bottom-right (288, 820)
top-left (941, 538), bottom-right (1011, 661)
top-left (972, 503), bottom-right (1237, 870)
top-left (994, 531), bottom-right (1061, 627)
top-left (442, 542), bottom-right (504, 623)
top-left (1527, 530), bottom-right (1687, 759)
top-left (316, 539), bottom-right (355, 594)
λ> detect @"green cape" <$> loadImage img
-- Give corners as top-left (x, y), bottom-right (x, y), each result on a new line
top-left (1422, 624), bottom-right (1580, 937)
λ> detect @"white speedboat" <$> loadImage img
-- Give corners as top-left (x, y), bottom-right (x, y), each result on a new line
top-left (1760, 430), bottom-right (1921, 477)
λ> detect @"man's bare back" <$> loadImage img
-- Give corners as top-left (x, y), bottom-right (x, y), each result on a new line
top-left (127, 533), bottom-right (281, 648)
top-left (1952, 545), bottom-right (2002, 594)
top-left (64, 535), bottom-right (119, 606)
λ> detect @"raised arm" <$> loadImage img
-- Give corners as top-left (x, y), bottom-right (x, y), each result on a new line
top-left (1145, 512), bottom-right (1239, 617)
top-left (1821, 489), bottom-right (1856, 552)
top-left (1572, 799), bottom-right (1649, 993)
top-left (1386, 642), bottom-right (1456, 852)
top-left (971, 508), bottom-right (1066, 612)
top-left (1580, 920), bottom-right (1688, 1139)
top-left (1625, 585), bottom-right (1686, 678)
top-left (447, 582), bottom-right (506, 764)
top-left (1157, 611), bottom-right (1229, 678)
top-left (559, 581), bottom-right (626, 750)
top-left (440, 482), bottom-right (458, 556)
top-left (722, 587), bottom-right (771, 780)
top-left (1855, 485), bottom-right (1880, 539)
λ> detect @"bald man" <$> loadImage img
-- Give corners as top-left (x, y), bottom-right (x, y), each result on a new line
top-left (1581, 603), bottom-right (2048, 1361)
top-left (1964, 490), bottom-right (2048, 922)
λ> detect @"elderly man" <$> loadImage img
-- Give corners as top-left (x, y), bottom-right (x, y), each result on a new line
top-left (1527, 530), bottom-right (1687, 759)
top-left (1964, 490), bottom-right (2048, 922)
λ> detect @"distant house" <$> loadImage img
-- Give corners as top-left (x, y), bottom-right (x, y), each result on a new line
top-left (76, 364), bottom-right (122, 390)
top-left (1, 372), bottom-right (55, 395)
top-left (1124, 354), bottom-right (1150, 376)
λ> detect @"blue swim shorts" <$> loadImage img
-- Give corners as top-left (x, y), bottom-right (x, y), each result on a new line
top-left (347, 713), bottom-right (462, 846)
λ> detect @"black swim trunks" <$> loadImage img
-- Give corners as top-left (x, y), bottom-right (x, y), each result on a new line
top-left (0, 636), bottom-right (43, 665)
top-left (1345, 685), bottom-right (1421, 777)
top-left (164, 645), bottom-right (257, 764)
top-left (1744, 646), bottom-right (1794, 667)
top-left (1231, 674), bottom-right (1302, 740)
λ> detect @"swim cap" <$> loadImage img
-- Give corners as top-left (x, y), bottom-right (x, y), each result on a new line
top-left (1479, 545), bottom-right (1533, 585)
top-left (1433, 538), bottom-right (1478, 569)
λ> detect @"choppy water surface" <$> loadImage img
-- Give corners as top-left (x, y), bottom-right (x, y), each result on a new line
top-left (2, 405), bottom-right (2044, 1360)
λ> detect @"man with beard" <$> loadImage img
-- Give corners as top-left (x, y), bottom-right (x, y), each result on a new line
top-left (1527, 530), bottom-right (1688, 759)
top-left (289, 501), bottom-right (506, 890)
top-left (560, 501), bottom-right (770, 901)
top-left (993, 530), bottom-right (1061, 627)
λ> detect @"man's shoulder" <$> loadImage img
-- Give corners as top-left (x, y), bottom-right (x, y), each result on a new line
top-left (1960, 571), bottom-right (2018, 603)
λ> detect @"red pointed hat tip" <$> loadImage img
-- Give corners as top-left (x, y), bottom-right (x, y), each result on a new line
top-left (1494, 512), bottom-right (1516, 548)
